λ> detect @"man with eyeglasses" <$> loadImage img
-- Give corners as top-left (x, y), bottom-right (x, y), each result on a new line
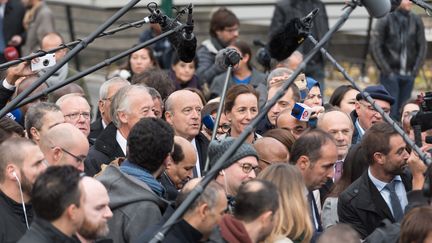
top-left (39, 123), bottom-right (89, 172)
top-left (56, 93), bottom-right (92, 137)
top-left (208, 137), bottom-right (259, 213)
top-left (351, 85), bottom-right (394, 144)
top-left (276, 108), bottom-right (308, 139)
top-left (196, 7), bottom-right (240, 85)
top-left (254, 137), bottom-right (289, 173)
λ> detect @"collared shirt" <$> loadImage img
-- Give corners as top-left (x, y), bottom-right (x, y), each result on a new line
top-left (116, 130), bottom-right (127, 156)
top-left (355, 118), bottom-right (365, 138)
top-left (101, 119), bottom-right (107, 129)
top-left (191, 138), bottom-right (201, 177)
top-left (368, 168), bottom-right (408, 215)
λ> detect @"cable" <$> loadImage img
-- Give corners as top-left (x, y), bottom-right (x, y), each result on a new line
top-left (13, 172), bottom-right (29, 229)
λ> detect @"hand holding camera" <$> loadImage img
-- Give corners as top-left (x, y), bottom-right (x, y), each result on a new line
top-left (31, 53), bottom-right (56, 71)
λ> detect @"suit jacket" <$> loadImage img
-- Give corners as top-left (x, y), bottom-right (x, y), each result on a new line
top-left (195, 132), bottom-right (209, 174)
top-left (85, 123), bottom-right (125, 177)
top-left (3, 0), bottom-right (26, 52)
top-left (338, 170), bottom-right (411, 239)
top-left (89, 117), bottom-right (104, 145)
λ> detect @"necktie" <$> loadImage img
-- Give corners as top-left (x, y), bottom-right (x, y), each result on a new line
top-left (334, 160), bottom-right (343, 182)
top-left (308, 192), bottom-right (323, 232)
top-left (385, 180), bottom-right (404, 222)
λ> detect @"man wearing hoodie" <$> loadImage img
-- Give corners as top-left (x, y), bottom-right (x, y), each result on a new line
top-left (96, 118), bottom-right (174, 243)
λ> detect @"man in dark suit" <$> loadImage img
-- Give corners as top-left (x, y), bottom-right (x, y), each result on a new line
top-left (89, 77), bottom-right (129, 144)
top-left (338, 122), bottom-right (411, 239)
top-left (165, 90), bottom-right (209, 177)
top-left (0, 0), bottom-right (26, 63)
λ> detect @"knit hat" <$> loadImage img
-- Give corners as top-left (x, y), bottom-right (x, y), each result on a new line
top-left (356, 85), bottom-right (395, 105)
top-left (208, 137), bottom-right (258, 170)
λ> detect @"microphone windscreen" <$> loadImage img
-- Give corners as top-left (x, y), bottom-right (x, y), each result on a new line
top-left (177, 35), bottom-right (197, 63)
top-left (4, 46), bottom-right (19, 61)
top-left (361, 0), bottom-right (391, 18)
top-left (268, 18), bottom-right (306, 61)
top-left (215, 48), bottom-right (240, 70)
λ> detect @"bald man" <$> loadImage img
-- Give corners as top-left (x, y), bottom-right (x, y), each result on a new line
top-left (276, 108), bottom-right (308, 139)
top-left (56, 93), bottom-right (91, 137)
top-left (39, 32), bottom-right (89, 94)
top-left (160, 136), bottom-right (197, 201)
top-left (39, 123), bottom-right (89, 171)
top-left (318, 110), bottom-right (354, 161)
top-left (77, 177), bottom-right (113, 243)
top-left (254, 137), bottom-right (289, 173)
top-left (165, 90), bottom-right (209, 177)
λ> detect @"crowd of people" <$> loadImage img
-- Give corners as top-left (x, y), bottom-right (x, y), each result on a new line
top-left (0, 0), bottom-right (431, 242)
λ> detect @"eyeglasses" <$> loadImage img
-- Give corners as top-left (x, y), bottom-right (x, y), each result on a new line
top-left (64, 112), bottom-right (91, 121)
top-left (218, 123), bottom-right (231, 133)
top-left (60, 147), bottom-right (86, 164)
top-left (238, 162), bottom-right (259, 174)
top-left (359, 101), bottom-right (390, 114)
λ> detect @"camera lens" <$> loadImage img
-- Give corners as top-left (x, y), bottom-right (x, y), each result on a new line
top-left (43, 59), bottom-right (50, 66)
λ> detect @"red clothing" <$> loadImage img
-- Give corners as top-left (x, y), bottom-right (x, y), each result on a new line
top-left (219, 214), bottom-right (253, 243)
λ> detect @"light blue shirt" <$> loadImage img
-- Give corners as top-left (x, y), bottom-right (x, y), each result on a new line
top-left (368, 168), bottom-right (408, 216)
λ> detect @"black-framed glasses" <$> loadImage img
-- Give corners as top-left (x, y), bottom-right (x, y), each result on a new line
top-left (218, 123), bottom-right (231, 133)
top-left (238, 162), bottom-right (259, 174)
top-left (59, 147), bottom-right (86, 164)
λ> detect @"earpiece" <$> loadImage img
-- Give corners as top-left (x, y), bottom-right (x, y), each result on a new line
top-left (221, 170), bottom-right (226, 176)
top-left (12, 171), bottom-right (19, 181)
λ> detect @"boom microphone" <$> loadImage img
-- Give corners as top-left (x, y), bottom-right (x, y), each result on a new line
top-left (215, 48), bottom-right (242, 70)
top-left (159, 6), bottom-right (197, 63)
top-left (267, 9), bottom-right (318, 62)
top-left (361, 0), bottom-right (391, 18)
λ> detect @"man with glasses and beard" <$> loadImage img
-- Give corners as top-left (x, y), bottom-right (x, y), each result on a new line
top-left (77, 177), bottom-right (113, 243)
top-left (0, 138), bottom-right (47, 242)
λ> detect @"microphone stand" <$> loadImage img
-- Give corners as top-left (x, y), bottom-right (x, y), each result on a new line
top-left (203, 53), bottom-right (241, 173)
top-left (307, 34), bottom-right (431, 165)
top-left (15, 27), bottom-right (182, 108)
top-left (0, 17), bottom-right (154, 70)
top-left (410, 0), bottom-right (432, 13)
top-left (148, 3), bottom-right (358, 243)
top-left (0, 0), bottom-right (142, 118)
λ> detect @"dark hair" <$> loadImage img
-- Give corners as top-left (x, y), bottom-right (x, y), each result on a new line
top-left (327, 144), bottom-right (368, 198)
top-left (231, 40), bottom-right (252, 70)
top-left (289, 129), bottom-right (335, 165)
top-left (329, 85), bottom-right (356, 108)
top-left (24, 102), bottom-right (61, 139)
top-left (171, 52), bottom-right (197, 67)
top-left (171, 142), bottom-right (184, 164)
top-left (0, 116), bottom-right (25, 142)
top-left (234, 179), bottom-right (279, 222)
top-left (126, 46), bottom-right (159, 74)
top-left (209, 7), bottom-right (239, 38)
top-left (224, 84), bottom-right (259, 113)
top-left (263, 128), bottom-right (296, 152)
top-left (32, 166), bottom-right (82, 221)
top-left (399, 206), bottom-right (432, 243)
top-left (361, 122), bottom-right (399, 165)
top-left (127, 118), bottom-right (174, 173)
top-left (132, 69), bottom-right (175, 101)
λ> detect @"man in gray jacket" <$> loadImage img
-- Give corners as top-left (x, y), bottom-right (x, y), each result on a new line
top-left (97, 118), bottom-right (174, 243)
